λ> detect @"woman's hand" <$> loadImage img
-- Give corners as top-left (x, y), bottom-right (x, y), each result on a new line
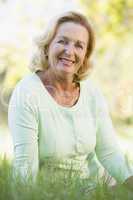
top-left (123, 176), bottom-right (133, 191)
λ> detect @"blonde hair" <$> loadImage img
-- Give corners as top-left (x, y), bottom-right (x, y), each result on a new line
top-left (29, 11), bottom-right (95, 82)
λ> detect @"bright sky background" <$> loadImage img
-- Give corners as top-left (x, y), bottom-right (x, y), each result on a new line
top-left (0, 0), bottom-right (82, 44)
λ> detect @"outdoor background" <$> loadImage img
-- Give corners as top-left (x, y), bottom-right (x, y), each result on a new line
top-left (0, 0), bottom-right (133, 163)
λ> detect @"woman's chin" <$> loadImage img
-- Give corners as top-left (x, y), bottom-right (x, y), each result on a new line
top-left (57, 63), bottom-right (75, 74)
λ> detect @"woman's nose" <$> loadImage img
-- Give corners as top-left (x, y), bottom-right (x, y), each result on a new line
top-left (64, 43), bottom-right (75, 55)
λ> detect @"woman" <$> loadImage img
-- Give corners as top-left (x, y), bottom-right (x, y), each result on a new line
top-left (8, 11), bottom-right (133, 190)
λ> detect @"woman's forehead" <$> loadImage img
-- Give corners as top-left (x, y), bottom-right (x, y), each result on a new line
top-left (55, 22), bottom-right (89, 43)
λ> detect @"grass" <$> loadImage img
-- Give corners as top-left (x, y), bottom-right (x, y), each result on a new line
top-left (0, 157), bottom-right (133, 200)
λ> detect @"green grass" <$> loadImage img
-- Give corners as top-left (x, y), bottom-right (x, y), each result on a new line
top-left (0, 157), bottom-right (133, 200)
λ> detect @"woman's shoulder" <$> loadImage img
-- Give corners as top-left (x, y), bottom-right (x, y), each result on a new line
top-left (82, 78), bottom-right (107, 106)
top-left (11, 72), bottom-right (42, 98)
top-left (9, 73), bottom-right (40, 104)
top-left (82, 78), bottom-right (101, 95)
top-left (14, 72), bottom-right (39, 90)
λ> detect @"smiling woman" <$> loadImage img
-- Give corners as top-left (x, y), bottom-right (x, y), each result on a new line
top-left (30, 11), bottom-right (95, 83)
top-left (47, 22), bottom-right (88, 77)
top-left (8, 11), bottom-right (133, 191)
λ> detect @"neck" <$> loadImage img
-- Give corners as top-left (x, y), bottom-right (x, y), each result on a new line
top-left (43, 69), bottom-right (78, 92)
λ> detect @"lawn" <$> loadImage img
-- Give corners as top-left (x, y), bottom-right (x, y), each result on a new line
top-left (0, 158), bottom-right (133, 200)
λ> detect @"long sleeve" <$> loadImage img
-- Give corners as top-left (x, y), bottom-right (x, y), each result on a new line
top-left (95, 87), bottom-right (133, 183)
top-left (8, 83), bottom-right (39, 182)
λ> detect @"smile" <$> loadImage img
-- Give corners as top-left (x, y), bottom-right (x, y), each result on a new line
top-left (59, 57), bottom-right (75, 66)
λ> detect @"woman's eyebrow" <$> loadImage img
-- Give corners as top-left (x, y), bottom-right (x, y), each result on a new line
top-left (57, 36), bottom-right (68, 40)
top-left (76, 40), bottom-right (86, 46)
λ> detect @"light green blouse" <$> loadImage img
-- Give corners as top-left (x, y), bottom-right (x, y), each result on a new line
top-left (8, 72), bottom-right (133, 183)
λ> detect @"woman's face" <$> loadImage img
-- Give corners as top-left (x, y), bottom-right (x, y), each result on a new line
top-left (47, 22), bottom-right (89, 78)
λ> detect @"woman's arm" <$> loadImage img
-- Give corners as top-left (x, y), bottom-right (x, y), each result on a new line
top-left (8, 83), bottom-right (39, 182)
top-left (123, 176), bottom-right (133, 191)
top-left (94, 87), bottom-right (133, 184)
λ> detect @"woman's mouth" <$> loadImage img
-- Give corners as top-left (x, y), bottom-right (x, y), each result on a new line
top-left (59, 57), bottom-right (75, 66)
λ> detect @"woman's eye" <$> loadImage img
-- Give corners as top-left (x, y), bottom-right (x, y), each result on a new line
top-left (57, 40), bottom-right (65, 44)
top-left (76, 43), bottom-right (83, 49)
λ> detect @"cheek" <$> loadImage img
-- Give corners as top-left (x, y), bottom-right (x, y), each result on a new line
top-left (48, 46), bottom-right (62, 65)
top-left (79, 52), bottom-right (86, 64)
top-left (51, 44), bottom-right (63, 55)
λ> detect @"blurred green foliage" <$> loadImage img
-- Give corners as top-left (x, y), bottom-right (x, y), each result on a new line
top-left (79, 0), bottom-right (133, 36)
top-left (79, 0), bottom-right (133, 126)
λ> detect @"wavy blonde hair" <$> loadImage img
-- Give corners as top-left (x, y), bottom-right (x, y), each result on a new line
top-left (29, 11), bottom-right (95, 82)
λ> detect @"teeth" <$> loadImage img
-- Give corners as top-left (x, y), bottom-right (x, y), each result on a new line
top-left (60, 58), bottom-right (74, 63)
